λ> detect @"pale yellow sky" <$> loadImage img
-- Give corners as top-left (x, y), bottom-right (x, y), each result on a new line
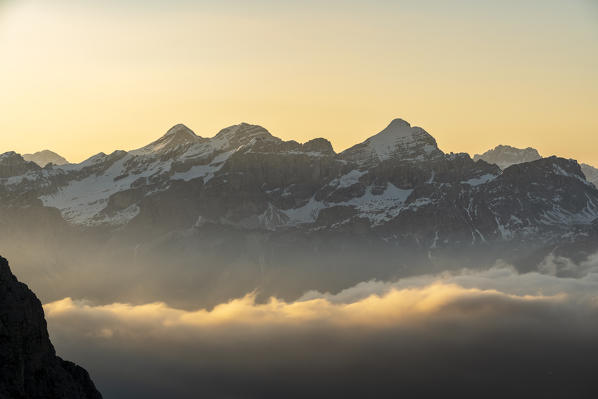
top-left (1, 0), bottom-right (597, 164)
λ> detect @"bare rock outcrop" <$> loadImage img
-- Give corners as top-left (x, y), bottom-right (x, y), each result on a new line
top-left (0, 256), bottom-right (102, 399)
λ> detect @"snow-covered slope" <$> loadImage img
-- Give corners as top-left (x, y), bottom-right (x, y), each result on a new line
top-left (2, 122), bottom-right (323, 226)
top-left (130, 124), bottom-right (203, 156)
top-left (340, 119), bottom-right (443, 165)
top-left (34, 123), bottom-right (269, 226)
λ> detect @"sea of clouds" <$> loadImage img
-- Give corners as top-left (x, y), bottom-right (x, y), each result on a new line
top-left (43, 254), bottom-right (598, 398)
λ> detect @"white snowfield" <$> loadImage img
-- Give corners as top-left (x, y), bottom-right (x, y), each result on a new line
top-left (37, 124), bottom-right (254, 226)
top-left (40, 154), bottom-right (164, 225)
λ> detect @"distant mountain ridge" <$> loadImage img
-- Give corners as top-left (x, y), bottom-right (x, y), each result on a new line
top-left (473, 145), bottom-right (541, 169)
top-left (23, 150), bottom-right (68, 167)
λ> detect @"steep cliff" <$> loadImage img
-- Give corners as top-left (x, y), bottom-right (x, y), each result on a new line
top-left (0, 256), bottom-right (102, 399)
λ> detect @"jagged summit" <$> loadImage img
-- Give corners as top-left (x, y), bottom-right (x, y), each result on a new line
top-left (130, 118), bottom-right (443, 162)
top-left (474, 145), bottom-right (541, 170)
top-left (0, 151), bottom-right (18, 160)
top-left (211, 123), bottom-right (277, 150)
top-left (340, 118), bottom-right (442, 165)
top-left (132, 124), bottom-right (202, 155)
top-left (130, 122), bottom-right (278, 157)
top-left (502, 155), bottom-right (585, 179)
top-left (383, 118), bottom-right (412, 133)
top-left (0, 151), bottom-right (41, 178)
top-left (215, 123), bottom-right (272, 139)
top-left (302, 137), bottom-right (335, 154)
top-left (494, 144), bottom-right (537, 152)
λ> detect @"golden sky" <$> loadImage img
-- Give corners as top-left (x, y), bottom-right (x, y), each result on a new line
top-left (1, 0), bottom-right (597, 164)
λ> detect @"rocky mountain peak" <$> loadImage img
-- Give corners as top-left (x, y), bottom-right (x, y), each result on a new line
top-left (340, 118), bottom-right (442, 165)
top-left (0, 151), bottom-right (23, 162)
top-left (163, 123), bottom-right (197, 139)
top-left (384, 118), bottom-right (412, 132)
top-left (302, 138), bottom-right (335, 155)
top-left (212, 123), bottom-right (277, 150)
top-left (501, 156), bottom-right (586, 182)
top-left (0, 151), bottom-right (41, 178)
top-left (132, 124), bottom-right (201, 155)
top-left (488, 157), bottom-right (598, 230)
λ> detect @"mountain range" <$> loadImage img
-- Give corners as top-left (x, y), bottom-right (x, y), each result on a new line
top-left (1, 118), bottom-right (598, 306)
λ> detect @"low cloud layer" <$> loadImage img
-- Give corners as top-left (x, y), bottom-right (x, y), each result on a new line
top-left (44, 261), bottom-right (598, 399)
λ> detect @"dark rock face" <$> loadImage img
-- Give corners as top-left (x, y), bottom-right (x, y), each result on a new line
top-left (0, 152), bottom-right (40, 179)
top-left (473, 144), bottom-right (598, 188)
top-left (0, 256), bottom-right (102, 399)
top-left (302, 138), bottom-right (334, 155)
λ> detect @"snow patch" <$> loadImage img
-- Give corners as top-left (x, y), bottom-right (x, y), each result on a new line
top-left (40, 155), bottom-right (170, 225)
top-left (463, 174), bottom-right (496, 186)
top-left (329, 169), bottom-right (367, 188)
top-left (171, 150), bottom-right (235, 182)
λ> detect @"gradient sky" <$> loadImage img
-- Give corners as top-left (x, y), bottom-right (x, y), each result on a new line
top-left (1, 0), bottom-right (597, 164)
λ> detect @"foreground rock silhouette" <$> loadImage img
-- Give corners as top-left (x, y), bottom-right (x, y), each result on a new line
top-left (0, 256), bottom-right (102, 399)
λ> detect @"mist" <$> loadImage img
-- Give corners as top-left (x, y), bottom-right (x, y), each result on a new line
top-left (0, 205), bottom-right (501, 309)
